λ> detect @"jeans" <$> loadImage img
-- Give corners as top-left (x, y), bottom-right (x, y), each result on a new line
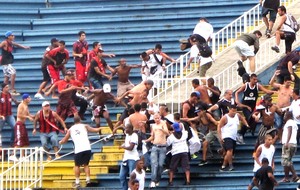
top-left (0, 115), bottom-right (16, 147)
top-left (89, 77), bottom-right (103, 89)
top-left (119, 159), bottom-right (136, 190)
top-left (150, 146), bottom-right (166, 182)
top-left (40, 131), bottom-right (59, 150)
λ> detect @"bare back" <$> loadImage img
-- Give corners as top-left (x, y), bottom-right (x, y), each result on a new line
top-left (276, 85), bottom-right (292, 108)
top-left (116, 65), bottom-right (131, 83)
top-left (195, 86), bottom-right (212, 105)
top-left (129, 112), bottom-right (148, 133)
top-left (93, 90), bottom-right (115, 106)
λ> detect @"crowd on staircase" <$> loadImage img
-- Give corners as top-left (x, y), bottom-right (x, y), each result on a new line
top-left (0, 0), bottom-right (300, 189)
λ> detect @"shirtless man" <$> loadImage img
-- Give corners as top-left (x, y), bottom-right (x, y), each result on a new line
top-left (144, 113), bottom-right (169, 188)
top-left (253, 94), bottom-right (282, 150)
top-left (192, 78), bottom-right (212, 106)
top-left (89, 83), bottom-right (125, 132)
top-left (128, 104), bottom-right (148, 133)
top-left (111, 58), bottom-right (141, 97)
top-left (9, 94), bottom-right (34, 161)
top-left (182, 105), bottom-right (219, 166)
top-left (269, 73), bottom-right (293, 140)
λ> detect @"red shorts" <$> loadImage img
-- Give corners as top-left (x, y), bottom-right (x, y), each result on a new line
top-left (47, 65), bottom-right (60, 84)
top-left (75, 61), bottom-right (87, 83)
top-left (14, 121), bottom-right (29, 147)
top-left (56, 103), bottom-right (78, 120)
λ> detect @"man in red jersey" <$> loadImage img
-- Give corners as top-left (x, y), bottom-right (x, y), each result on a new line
top-left (34, 38), bottom-right (59, 99)
top-left (0, 31), bottom-right (30, 95)
top-left (45, 40), bottom-right (69, 88)
top-left (33, 101), bottom-right (67, 161)
top-left (73, 31), bottom-right (88, 83)
top-left (0, 83), bottom-right (19, 152)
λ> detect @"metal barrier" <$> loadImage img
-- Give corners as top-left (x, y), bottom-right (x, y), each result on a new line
top-left (0, 147), bottom-right (43, 190)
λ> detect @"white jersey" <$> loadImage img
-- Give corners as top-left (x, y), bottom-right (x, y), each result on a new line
top-left (69, 123), bottom-right (91, 154)
top-left (142, 54), bottom-right (163, 73)
top-left (167, 131), bottom-right (189, 155)
top-left (123, 133), bottom-right (139, 161)
top-left (253, 144), bottom-right (275, 172)
top-left (282, 119), bottom-right (298, 145)
top-left (221, 114), bottom-right (239, 140)
top-left (289, 99), bottom-right (300, 124)
top-left (193, 21), bottom-right (214, 41)
top-left (131, 169), bottom-right (146, 190)
top-left (283, 14), bottom-right (296, 33)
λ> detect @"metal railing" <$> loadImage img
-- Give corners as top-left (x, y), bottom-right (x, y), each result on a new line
top-left (0, 147), bottom-right (43, 190)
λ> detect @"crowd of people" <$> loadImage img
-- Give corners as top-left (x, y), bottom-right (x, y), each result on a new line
top-left (0, 1), bottom-right (299, 189)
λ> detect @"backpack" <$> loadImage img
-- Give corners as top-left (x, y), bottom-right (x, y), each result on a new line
top-left (286, 13), bottom-right (299, 32)
top-left (197, 43), bottom-right (212, 58)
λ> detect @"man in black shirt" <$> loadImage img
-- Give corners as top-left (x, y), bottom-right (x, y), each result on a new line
top-left (207, 78), bottom-right (221, 105)
top-left (208, 89), bottom-right (233, 120)
top-left (260, 0), bottom-right (280, 38)
top-left (253, 158), bottom-right (278, 190)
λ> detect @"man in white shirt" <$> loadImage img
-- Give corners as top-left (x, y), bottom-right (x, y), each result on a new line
top-left (59, 116), bottom-right (101, 188)
top-left (119, 123), bottom-right (139, 190)
top-left (289, 88), bottom-right (300, 127)
top-left (280, 111), bottom-right (299, 182)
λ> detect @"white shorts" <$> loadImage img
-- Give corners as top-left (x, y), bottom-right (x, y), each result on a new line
top-left (3, 64), bottom-right (16, 77)
top-left (234, 40), bottom-right (255, 57)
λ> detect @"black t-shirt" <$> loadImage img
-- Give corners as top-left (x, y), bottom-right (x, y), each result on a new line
top-left (209, 86), bottom-right (221, 105)
top-left (88, 58), bottom-right (107, 80)
top-left (255, 165), bottom-right (274, 190)
top-left (216, 98), bottom-right (232, 116)
top-left (242, 82), bottom-right (258, 110)
top-left (278, 51), bottom-right (300, 75)
top-left (262, 0), bottom-right (280, 10)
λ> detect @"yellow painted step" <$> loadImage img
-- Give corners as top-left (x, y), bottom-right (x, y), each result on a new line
top-left (102, 146), bottom-right (124, 153)
top-left (93, 152), bottom-right (123, 162)
top-left (101, 127), bottom-right (123, 135)
top-left (44, 166), bottom-right (108, 175)
top-left (114, 139), bottom-right (125, 146)
top-left (50, 178), bottom-right (97, 188)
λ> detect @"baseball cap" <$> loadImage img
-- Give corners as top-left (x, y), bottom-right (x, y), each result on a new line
top-left (194, 105), bottom-right (204, 113)
top-left (103, 83), bottom-right (111, 93)
top-left (5, 31), bottom-right (13, 38)
top-left (295, 47), bottom-right (300, 52)
top-left (42, 101), bottom-right (50, 107)
top-left (172, 122), bottom-right (182, 132)
top-left (22, 93), bottom-right (30, 100)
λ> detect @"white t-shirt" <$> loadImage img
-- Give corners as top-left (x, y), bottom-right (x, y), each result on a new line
top-left (131, 169), bottom-right (145, 190)
top-left (199, 56), bottom-right (213, 66)
top-left (167, 131), bottom-right (188, 155)
top-left (282, 119), bottom-right (298, 145)
top-left (142, 54), bottom-right (163, 73)
top-left (190, 44), bottom-right (199, 58)
top-left (193, 21), bottom-right (214, 41)
top-left (253, 144), bottom-right (275, 172)
top-left (289, 99), bottom-right (300, 124)
top-left (123, 133), bottom-right (139, 161)
top-left (190, 45), bottom-right (212, 66)
top-left (69, 123), bottom-right (91, 154)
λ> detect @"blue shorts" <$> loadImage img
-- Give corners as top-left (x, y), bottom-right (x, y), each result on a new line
top-left (261, 7), bottom-right (277, 22)
top-left (40, 131), bottom-right (59, 150)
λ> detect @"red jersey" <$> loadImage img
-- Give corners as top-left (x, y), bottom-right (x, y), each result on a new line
top-left (47, 47), bottom-right (69, 67)
top-left (73, 40), bottom-right (88, 64)
top-left (70, 79), bottom-right (83, 87)
top-left (55, 80), bottom-right (71, 93)
top-left (0, 92), bottom-right (12, 116)
top-left (39, 110), bottom-right (57, 133)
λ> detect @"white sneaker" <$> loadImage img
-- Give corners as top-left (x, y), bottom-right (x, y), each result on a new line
top-left (8, 155), bottom-right (19, 162)
top-left (150, 181), bottom-right (156, 188)
top-left (34, 93), bottom-right (45, 99)
top-left (155, 182), bottom-right (159, 187)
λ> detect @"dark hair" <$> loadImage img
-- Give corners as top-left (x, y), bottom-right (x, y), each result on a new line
top-left (140, 102), bottom-right (148, 109)
top-left (191, 92), bottom-right (198, 98)
top-left (284, 75), bottom-right (292, 81)
top-left (293, 88), bottom-right (300, 96)
top-left (278, 5), bottom-right (286, 13)
top-left (128, 108), bottom-right (135, 115)
top-left (141, 52), bottom-right (148, 58)
top-left (78, 31), bottom-right (86, 36)
top-left (59, 40), bottom-right (65, 45)
top-left (261, 157), bottom-right (269, 164)
top-left (207, 77), bottom-right (214, 84)
top-left (93, 41), bottom-right (99, 48)
top-left (229, 104), bottom-right (237, 109)
top-left (144, 79), bottom-right (154, 86)
top-left (173, 112), bottom-right (180, 120)
top-left (1, 83), bottom-right (8, 89)
top-left (159, 104), bottom-right (168, 112)
top-left (200, 17), bottom-right (209, 23)
top-left (134, 104), bottom-right (142, 112)
top-left (250, 73), bottom-right (257, 78)
top-left (192, 78), bottom-right (200, 85)
top-left (155, 43), bottom-right (162, 50)
top-left (253, 30), bottom-right (262, 37)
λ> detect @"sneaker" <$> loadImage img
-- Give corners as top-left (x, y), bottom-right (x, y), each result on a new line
top-left (155, 182), bottom-right (159, 187)
top-left (191, 154), bottom-right (198, 159)
top-left (72, 183), bottom-right (80, 189)
top-left (184, 181), bottom-right (191, 185)
top-left (266, 29), bottom-right (271, 38)
top-left (150, 181), bottom-right (156, 188)
top-left (229, 166), bottom-right (234, 171)
top-left (146, 167), bottom-right (150, 172)
top-left (265, 29), bottom-right (268, 35)
top-left (162, 169), bottom-right (169, 173)
top-left (271, 46), bottom-right (280, 53)
top-left (10, 90), bottom-right (20, 96)
top-left (34, 93), bottom-right (45, 99)
top-left (236, 134), bottom-right (245, 144)
top-left (55, 154), bottom-right (60, 159)
top-left (198, 160), bottom-right (208, 166)
top-left (219, 166), bottom-right (226, 172)
top-left (168, 182), bottom-right (173, 186)
top-left (8, 155), bottom-right (19, 162)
